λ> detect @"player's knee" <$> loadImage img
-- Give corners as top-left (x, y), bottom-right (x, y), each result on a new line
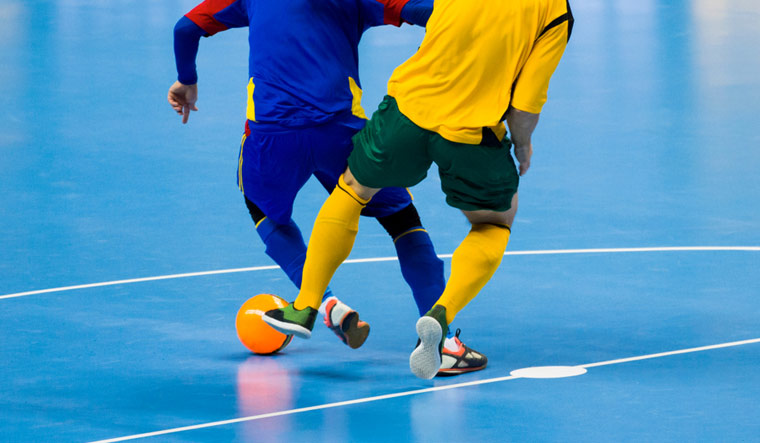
top-left (377, 203), bottom-right (423, 239)
top-left (504, 192), bottom-right (518, 225)
top-left (463, 196), bottom-right (517, 227)
top-left (342, 168), bottom-right (379, 201)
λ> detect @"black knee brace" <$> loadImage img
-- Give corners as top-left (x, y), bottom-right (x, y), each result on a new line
top-left (376, 203), bottom-right (423, 239)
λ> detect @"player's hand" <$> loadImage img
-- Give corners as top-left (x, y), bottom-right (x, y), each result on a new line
top-left (514, 142), bottom-right (533, 176)
top-left (167, 81), bottom-right (199, 124)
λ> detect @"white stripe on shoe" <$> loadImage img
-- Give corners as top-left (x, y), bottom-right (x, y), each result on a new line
top-left (261, 315), bottom-right (312, 339)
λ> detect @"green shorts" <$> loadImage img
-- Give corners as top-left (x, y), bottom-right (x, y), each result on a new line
top-left (349, 96), bottom-right (519, 212)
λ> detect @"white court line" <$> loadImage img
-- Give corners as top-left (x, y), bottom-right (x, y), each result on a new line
top-left (89, 336), bottom-right (760, 443)
top-left (2, 246), bottom-right (758, 301)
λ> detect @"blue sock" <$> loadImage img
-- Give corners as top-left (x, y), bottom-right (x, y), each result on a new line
top-left (254, 217), bottom-right (334, 302)
top-left (393, 229), bottom-right (446, 317)
top-left (394, 229), bottom-right (455, 338)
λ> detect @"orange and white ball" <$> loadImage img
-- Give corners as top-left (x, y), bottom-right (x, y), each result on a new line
top-left (235, 294), bottom-right (293, 355)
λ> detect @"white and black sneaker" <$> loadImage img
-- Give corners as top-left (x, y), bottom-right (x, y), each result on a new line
top-left (438, 329), bottom-right (487, 376)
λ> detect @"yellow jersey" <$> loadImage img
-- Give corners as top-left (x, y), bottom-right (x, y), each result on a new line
top-left (387, 0), bottom-right (573, 144)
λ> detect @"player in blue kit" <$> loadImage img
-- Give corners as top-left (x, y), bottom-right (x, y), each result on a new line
top-left (168, 0), bottom-right (486, 375)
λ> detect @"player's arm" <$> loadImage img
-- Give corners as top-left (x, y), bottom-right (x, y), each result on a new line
top-left (169, 0), bottom-right (249, 124)
top-left (508, 6), bottom-right (573, 174)
top-left (505, 107), bottom-right (539, 176)
top-left (361, 0), bottom-right (433, 29)
top-left (169, 16), bottom-right (204, 123)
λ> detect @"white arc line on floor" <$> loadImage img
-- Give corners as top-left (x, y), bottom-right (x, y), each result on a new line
top-left (2, 246), bottom-right (758, 300)
top-left (88, 336), bottom-right (760, 443)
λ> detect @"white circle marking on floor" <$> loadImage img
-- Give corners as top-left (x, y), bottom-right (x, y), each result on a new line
top-left (509, 366), bottom-right (588, 379)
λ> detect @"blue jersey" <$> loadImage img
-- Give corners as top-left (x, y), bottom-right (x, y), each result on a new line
top-left (174, 0), bottom-right (432, 127)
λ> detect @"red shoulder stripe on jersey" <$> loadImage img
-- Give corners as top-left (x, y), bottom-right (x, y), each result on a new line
top-left (185, 0), bottom-right (238, 35)
top-left (376, 0), bottom-right (410, 27)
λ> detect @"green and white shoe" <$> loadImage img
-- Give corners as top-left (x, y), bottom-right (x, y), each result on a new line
top-left (262, 303), bottom-right (317, 339)
top-left (410, 304), bottom-right (449, 379)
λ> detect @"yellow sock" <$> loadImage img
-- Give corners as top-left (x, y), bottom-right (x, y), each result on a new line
top-left (294, 175), bottom-right (369, 310)
top-left (436, 223), bottom-right (511, 324)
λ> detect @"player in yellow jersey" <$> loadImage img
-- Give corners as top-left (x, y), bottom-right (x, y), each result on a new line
top-left (263, 0), bottom-right (574, 379)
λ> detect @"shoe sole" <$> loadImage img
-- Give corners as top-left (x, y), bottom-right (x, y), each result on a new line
top-left (262, 315), bottom-right (312, 339)
top-left (409, 316), bottom-right (442, 379)
top-left (437, 366), bottom-right (487, 376)
top-left (341, 311), bottom-right (370, 349)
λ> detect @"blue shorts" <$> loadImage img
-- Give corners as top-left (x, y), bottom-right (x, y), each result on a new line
top-left (237, 117), bottom-right (413, 225)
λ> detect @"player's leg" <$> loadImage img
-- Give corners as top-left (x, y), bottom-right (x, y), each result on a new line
top-left (314, 163), bottom-right (446, 317)
top-left (241, 121), bottom-right (374, 346)
top-left (311, 167), bottom-right (377, 348)
top-left (251, 198), bottom-right (368, 347)
top-left (243, 196), bottom-right (335, 300)
top-left (248, 187), bottom-right (372, 347)
top-left (262, 171), bottom-right (379, 339)
top-left (411, 207), bottom-right (514, 378)
top-left (260, 120), bottom-right (381, 341)
top-left (239, 124), bottom-right (341, 336)
top-left (238, 125), bottom-right (312, 289)
top-left (410, 132), bottom-right (518, 379)
top-left (296, 171), bottom-right (379, 311)
top-left (436, 204), bottom-right (515, 323)
top-left (372, 198), bottom-right (488, 375)
top-left (374, 202), bottom-right (443, 316)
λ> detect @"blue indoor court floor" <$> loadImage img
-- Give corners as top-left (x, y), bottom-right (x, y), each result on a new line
top-left (1, 0), bottom-right (759, 442)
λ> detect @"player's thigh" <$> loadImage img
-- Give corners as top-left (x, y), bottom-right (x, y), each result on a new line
top-left (307, 120), bottom-right (411, 214)
top-left (239, 129), bottom-right (312, 224)
top-left (432, 136), bottom-right (519, 212)
top-left (312, 162), bottom-right (413, 219)
top-left (348, 96), bottom-right (433, 189)
top-left (310, 119), bottom-right (363, 189)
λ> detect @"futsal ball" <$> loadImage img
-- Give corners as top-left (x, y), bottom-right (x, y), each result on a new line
top-left (236, 294), bottom-right (293, 355)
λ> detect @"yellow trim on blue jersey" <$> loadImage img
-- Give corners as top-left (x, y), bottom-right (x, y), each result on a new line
top-left (348, 77), bottom-right (367, 120)
top-left (247, 78), bottom-right (256, 122)
top-left (254, 216), bottom-right (267, 228)
top-left (393, 228), bottom-right (427, 243)
top-left (238, 133), bottom-right (247, 193)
